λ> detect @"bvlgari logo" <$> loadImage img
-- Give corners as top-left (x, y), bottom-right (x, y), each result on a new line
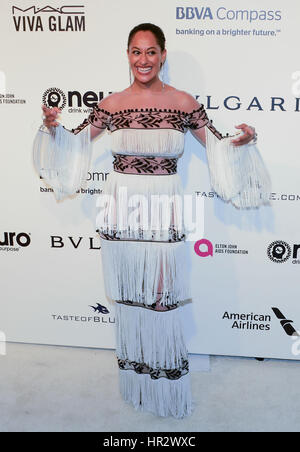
top-left (12, 5), bottom-right (86, 32)
top-left (50, 235), bottom-right (101, 250)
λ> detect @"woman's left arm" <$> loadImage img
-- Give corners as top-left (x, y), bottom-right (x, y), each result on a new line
top-left (186, 104), bottom-right (256, 148)
top-left (189, 120), bottom-right (256, 147)
top-left (181, 93), bottom-right (270, 209)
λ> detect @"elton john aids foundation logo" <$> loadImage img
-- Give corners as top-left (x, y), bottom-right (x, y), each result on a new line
top-left (194, 239), bottom-right (213, 257)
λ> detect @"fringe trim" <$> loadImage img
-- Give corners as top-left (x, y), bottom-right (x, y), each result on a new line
top-left (32, 123), bottom-right (92, 201)
top-left (100, 239), bottom-right (191, 307)
top-left (117, 357), bottom-right (189, 380)
top-left (115, 303), bottom-right (189, 370)
top-left (205, 127), bottom-right (271, 209)
top-left (111, 128), bottom-right (185, 157)
top-left (115, 303), bottom-right (193, 419)
top-left (119, 370), bottom-right (193, 419)
top-left (95, 171), bottom-right (186, 241)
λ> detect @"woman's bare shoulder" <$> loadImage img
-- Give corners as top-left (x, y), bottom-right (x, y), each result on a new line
top-left (96, 86), bottom-right (202, 114)
top-left (169, 87), bottom-right (202, 113)
top-left (97, 91), bottom-right (126, 113)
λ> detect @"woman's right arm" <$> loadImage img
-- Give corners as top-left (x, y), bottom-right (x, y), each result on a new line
top-left (41, 103), bottom-right (109, 141)
top-left (33, 101), bottom-right (112, 201)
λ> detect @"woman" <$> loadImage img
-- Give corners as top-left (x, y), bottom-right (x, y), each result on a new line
top-left (34, 23), bottom-right (270, 419)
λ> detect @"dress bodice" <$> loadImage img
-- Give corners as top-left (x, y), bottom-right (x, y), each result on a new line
top-left (110, 128), bottom-right (185, 158)
top-left (69, 104), bottom-right (223, 158)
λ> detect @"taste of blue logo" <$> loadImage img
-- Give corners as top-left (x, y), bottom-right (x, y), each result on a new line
top-left (89, 303), bottom-right (109, 314)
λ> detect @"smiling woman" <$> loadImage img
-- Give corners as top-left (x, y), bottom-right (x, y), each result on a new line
top-left (33, 22), bottom-right (271, 419)
top-left (127, 24), bottom-right (166, 89)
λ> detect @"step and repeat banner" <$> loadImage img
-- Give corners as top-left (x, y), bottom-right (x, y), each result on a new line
top-left (1, 0), bottom-right (300, 360)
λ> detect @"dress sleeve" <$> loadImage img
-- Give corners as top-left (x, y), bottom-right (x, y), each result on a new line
top-left (32, 105), bottom-right (111, 201)
top-left (187, 105), bottom-right (271, 209)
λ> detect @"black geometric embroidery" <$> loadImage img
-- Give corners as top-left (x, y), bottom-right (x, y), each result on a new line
top-left (112, 155), bottom-right (178, 175)
top-left (117, 357), bottom-right (189, 380)
top-left (115, 299), bottom-right (180, 311)
top-left (97, 226), bottom-right (186, 243)
top-left (67, 104), bottom-right (224, 139)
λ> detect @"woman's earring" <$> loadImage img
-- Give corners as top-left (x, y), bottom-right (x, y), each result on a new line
top-left (129, 65), bottom-right (132, 85)
top-left (160, 62), bottom-right (165, 89)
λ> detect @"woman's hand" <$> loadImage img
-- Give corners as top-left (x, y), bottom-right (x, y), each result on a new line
top-left (230, 124), bottom-right (256, 146)
top-left (42, 105), bottom-right (61, 129)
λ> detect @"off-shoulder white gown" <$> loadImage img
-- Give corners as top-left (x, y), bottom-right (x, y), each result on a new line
top-left (33, 104), bottom-right (271, 418)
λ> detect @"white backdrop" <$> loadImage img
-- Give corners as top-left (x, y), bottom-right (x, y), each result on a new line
top-left (1, 0), bottom-right (300, 360)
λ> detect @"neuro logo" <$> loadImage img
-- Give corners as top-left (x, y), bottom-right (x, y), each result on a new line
top-left (89, 303), bottom-right (109, 314)
top-left (43, 87), bottom-right (66, 111)
top-left (272, 308), bottom-right (299, 337)
top-left (194, 239), bottom-right (213, 257)
top-left (0, 232), bottom-right (31, 247)
top-left (267, 240), bottom-right (291, 263)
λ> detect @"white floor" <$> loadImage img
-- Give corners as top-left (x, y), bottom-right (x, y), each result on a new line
top-left (1, 342), bottom-right (300, 432)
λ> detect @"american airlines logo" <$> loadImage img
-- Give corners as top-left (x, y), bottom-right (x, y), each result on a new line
top-left (272, 308), bottom-right (300, 337)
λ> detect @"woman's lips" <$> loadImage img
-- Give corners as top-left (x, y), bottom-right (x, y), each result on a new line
top-left (136, 67), bottom-right (152, 74)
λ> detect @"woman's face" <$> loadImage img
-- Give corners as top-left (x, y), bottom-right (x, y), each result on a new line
top-left (127, 30), bottom-right (166, 85)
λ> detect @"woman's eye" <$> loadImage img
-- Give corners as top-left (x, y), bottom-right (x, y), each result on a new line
top-left (132, 50), bottom-right (156, 55)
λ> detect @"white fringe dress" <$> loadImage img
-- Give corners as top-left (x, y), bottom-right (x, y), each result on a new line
top-left (33, 104), bottom-right (271, 419)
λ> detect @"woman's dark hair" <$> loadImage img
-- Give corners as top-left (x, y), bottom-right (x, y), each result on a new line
top-left (127, 23), bottom-right (166, 51)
